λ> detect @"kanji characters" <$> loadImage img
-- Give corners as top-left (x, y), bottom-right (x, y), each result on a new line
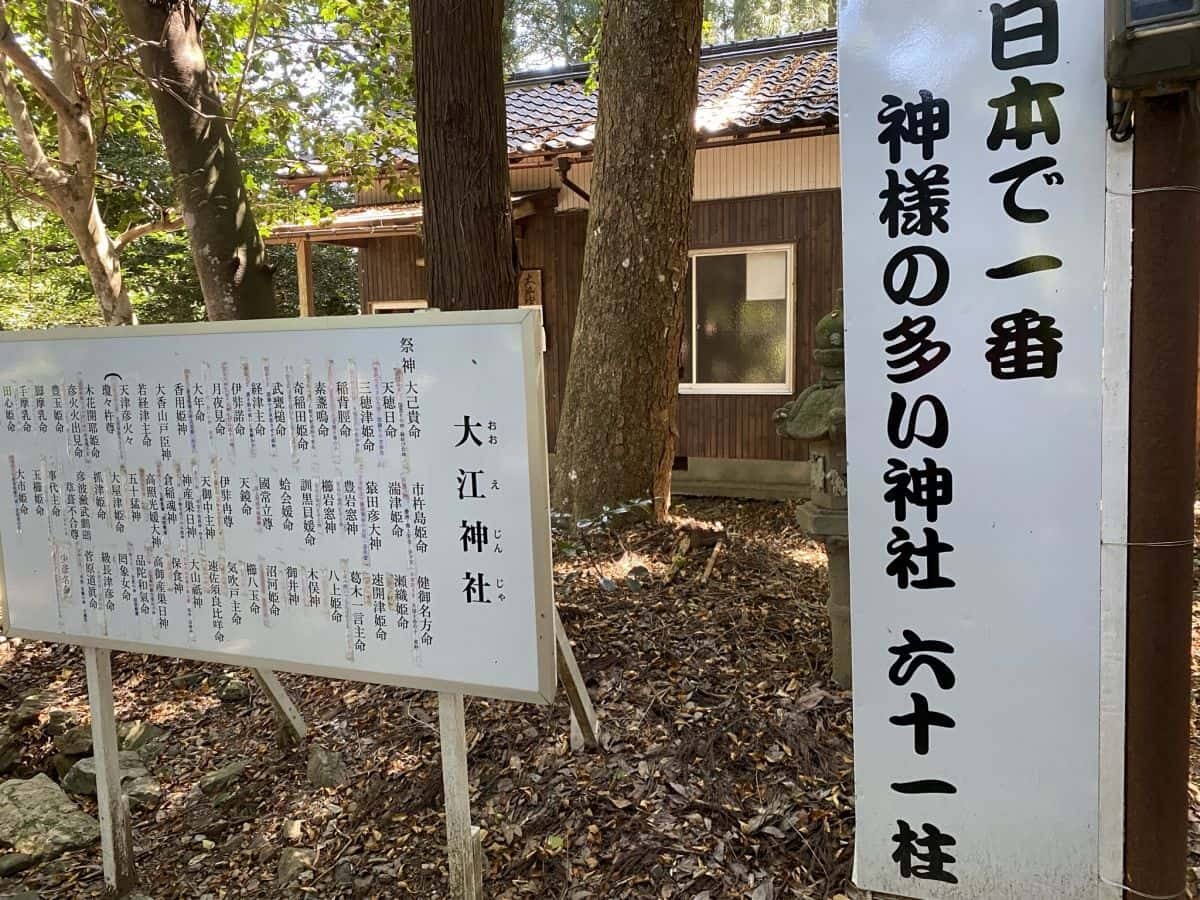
top-left (883, 459), bottom-right (953, 523)
top-left (987, 76), bottom-right (1064, 150)
top-left (892, 820), bottom-right (959, 884)
top-left (878, 90), bottom-right (951, 164)
top-left (985, 309), bottom-right (1063, 379)
top-left (883, 316), bottom-right (951, 384)
top-left (886, 526), bottom-right (955, 590)
top-left (879, 165), bottom-right (951, 238)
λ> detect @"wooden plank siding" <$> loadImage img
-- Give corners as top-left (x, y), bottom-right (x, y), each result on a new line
top-left (357, 188), bottom-right (842, 461)
top-left (359, 236), bottom-right (426, 302)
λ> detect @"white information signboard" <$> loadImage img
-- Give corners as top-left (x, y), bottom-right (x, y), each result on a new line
top-left (841, 1), bottom-right (1108, 897)
top-left (0, 310), bottom-right (555, 704)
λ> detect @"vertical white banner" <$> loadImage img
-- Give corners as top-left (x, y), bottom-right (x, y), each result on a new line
top-left (840, 1), bottom-right (1107, 898)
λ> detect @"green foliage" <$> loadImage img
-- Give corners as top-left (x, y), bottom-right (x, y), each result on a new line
top-left (504, 0), bottom-right (837, 71)
top-left (270, 242), bottom-right (361, 318)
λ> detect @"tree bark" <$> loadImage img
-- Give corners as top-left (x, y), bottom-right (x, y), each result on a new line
top-left (551, 0), bottom-right (702, 521)
top-left (68, 194), bottom-right (135, 326)
top-left (410, 0), bottom-right (517, 311)
top-left (118, 0), bottom-right (275, 320)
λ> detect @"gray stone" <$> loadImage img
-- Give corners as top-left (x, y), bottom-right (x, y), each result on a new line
top-left (50, 754), bottom-right (78, 781)
top-left (0, 852), bottom-right (34, 877)
top-left (7, 694), bottom-right (42, 729)
top-left (277, 847), bottom-right (315, 885)
top-left (198, 760), bottom-right (248, 796)
top-left (0, 728), bottom-right (19, 775)
top-left (306, 746), bottom-right (348, 789)
top-left (333, 859), bottom-right (354, 884)
top-left (41, 709), bottom-right (79, 737)
top-left (52, 725), bottom-right (92, 756)
top-left (0, 774), bottom-right (99, 861)
top-left (117, 720), bottom-right (166, 752)
top-left (62, 750), bottom-right (148, 797)
top-left (124, 775), bottom-right (162, 811)
top-left (214, 677), bottom-right (250, 703)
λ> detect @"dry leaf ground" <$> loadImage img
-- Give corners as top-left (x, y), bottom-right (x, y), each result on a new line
top-left (0, 497), bottom-right (1195, 898)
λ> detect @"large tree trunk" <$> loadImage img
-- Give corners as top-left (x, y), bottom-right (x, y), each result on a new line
top-left (551, 0), bottom-right (702, 522)
top-left (118, 0), bottom-right (274, 320)
top-left (410, 0), bottom-right (517, 311)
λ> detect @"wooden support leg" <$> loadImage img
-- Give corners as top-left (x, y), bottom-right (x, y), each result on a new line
top-left (438, 693), bottom-right (483, 900)
top-left (554, 608), bottom-right (600, 751)
top-left (83, 647), bottom-right (136, 895)
top-left (250, 669), bottom-right (307, 745)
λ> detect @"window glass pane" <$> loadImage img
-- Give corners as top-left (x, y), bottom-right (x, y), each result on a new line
top-left (746, 250), bottom-right (788, 300)
top-left (680, 259), bottom-right (694, 384)
top-left (695, 252), bottom-right (788, 385)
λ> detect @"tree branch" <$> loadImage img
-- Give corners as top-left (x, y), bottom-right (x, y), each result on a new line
top-left (0, 160), bottom-right (53, 211)
top-left (0, 0), bottom-right (79, 123)
top-left (113, 213), bottom-right (183, 253)
top-left (0, 58), bottom-right (67, 191)
top-left (229, 0), bottom-right (260, 123)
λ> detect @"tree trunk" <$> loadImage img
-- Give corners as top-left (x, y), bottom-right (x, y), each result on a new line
top-left (551, 0), bottom-right (702, 522)
top-left (64, 192), bottom-right (134, 326)
top-left (118, 0), bottom-right (275, 320)
top-left (410, 0), bottom-right (517, 311)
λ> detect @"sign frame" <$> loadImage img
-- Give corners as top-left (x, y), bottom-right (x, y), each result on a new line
top-left (0, 308), bottom-right (558, 706)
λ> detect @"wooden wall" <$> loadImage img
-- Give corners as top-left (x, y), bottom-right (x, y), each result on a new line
top-left (358, 187), bottom-right (843, 461)
top-left (359, 235), bottom-right (426, 302)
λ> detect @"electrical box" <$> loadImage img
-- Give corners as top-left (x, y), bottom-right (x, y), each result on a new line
top-left (1108, 0), bottom-right (1200, 90)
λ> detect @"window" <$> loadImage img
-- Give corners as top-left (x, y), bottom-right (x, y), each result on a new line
top-left (681, 244), bottom-right (795, 395)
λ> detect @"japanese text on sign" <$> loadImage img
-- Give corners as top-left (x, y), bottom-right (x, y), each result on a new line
top-left (841, 1), bottom-right (1108, 896)
top-left (0, 312), bottom-right (555, 704)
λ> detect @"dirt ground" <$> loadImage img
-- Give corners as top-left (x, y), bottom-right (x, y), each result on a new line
top-left (0, 497), bottom-right (1194, 899)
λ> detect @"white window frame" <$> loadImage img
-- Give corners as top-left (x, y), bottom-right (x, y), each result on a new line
top-left (680, 242), bottom-right (796, 396)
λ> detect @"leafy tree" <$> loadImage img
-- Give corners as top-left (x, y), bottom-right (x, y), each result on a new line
top-left (0, 0), bottom-right (181, 324)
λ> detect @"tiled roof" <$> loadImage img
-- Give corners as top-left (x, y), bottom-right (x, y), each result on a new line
top-left (505, 31), bottom-right (838, 156)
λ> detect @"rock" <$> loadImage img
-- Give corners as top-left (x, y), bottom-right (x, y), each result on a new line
top-left (0, 852), bottom-right (34, 877)
top-left (281, 819), bottom-right (304, 843)
top-left (277, 847), bottom-right (315, 885)
top-left (42, 709), bottom-right (79, 737)
top-left (62, 751), bottom-right (147, 797)
top-left (333, 859), bottom-right (354, 884)
top-left (50, 754), bottom-right (78, 781)
top-left (214, 677), bottom-right (250, 703)
top-left (0, 774), bottom-right (99, 861)
top-left (0, 728), bottom-right (19, 775)
top-left (7, 694), bottom-right (42, 729)
top-left (124, 775), bottom-right (162, 811)
top-left (625, 565), bottom-right (651, 593)
top-left (53, 725), bottom-right (93, 756)
top-left (198, 760), bottom-right (248, 796)
top-left (117, 720), bottom-right (166, 752)
top-left (306, 746), bottom-right (348, 789)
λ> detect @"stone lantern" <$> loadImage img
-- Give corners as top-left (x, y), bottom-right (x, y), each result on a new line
top-left (773, 292), bottom-right (851, 687)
